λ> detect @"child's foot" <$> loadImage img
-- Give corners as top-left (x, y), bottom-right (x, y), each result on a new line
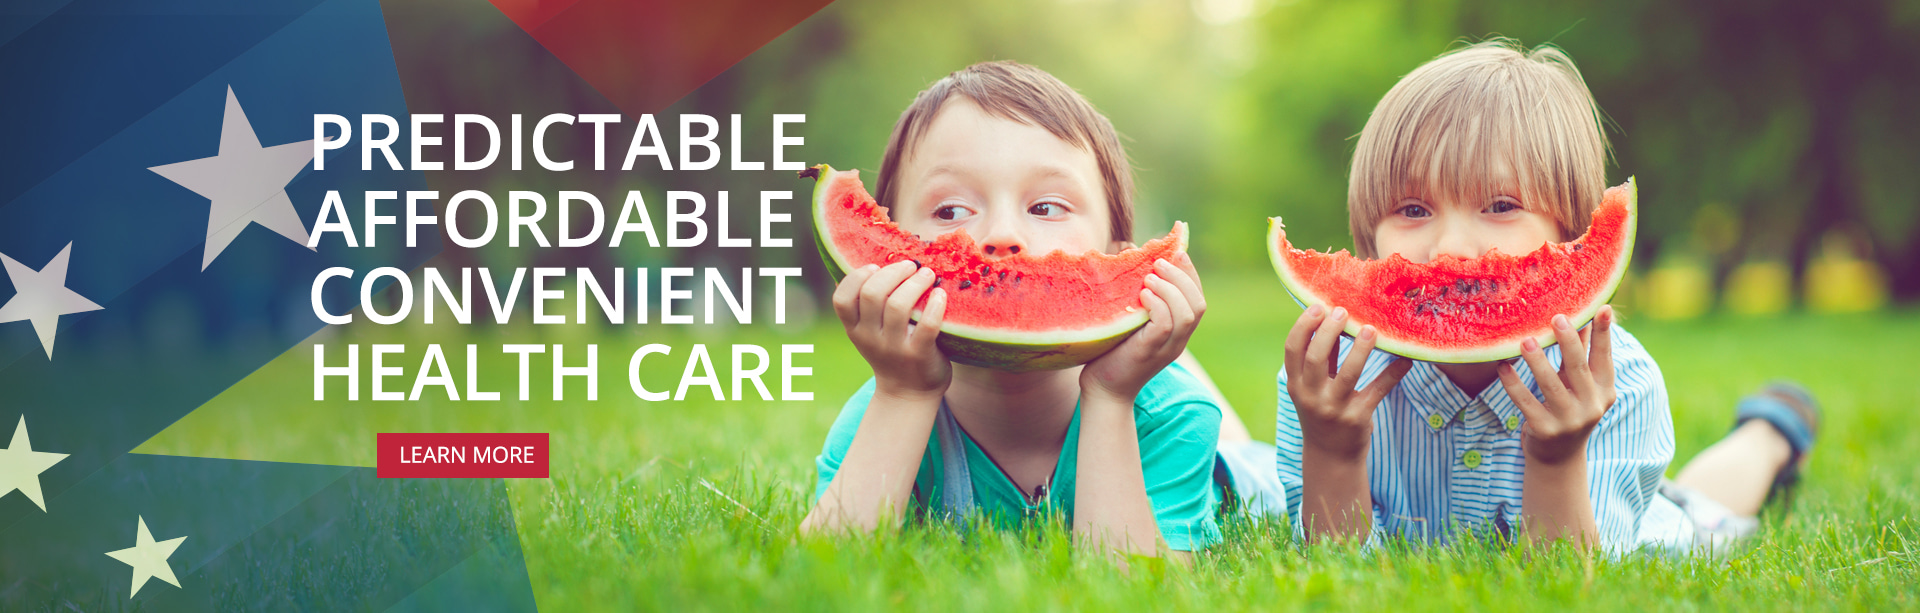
top-left (1733, 381), bottom-right (1821, 511)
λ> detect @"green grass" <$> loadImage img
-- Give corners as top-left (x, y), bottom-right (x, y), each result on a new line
top-left (139, 271), bottom-right (1920, 610)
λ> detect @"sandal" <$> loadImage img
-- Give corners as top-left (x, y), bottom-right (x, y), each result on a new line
top-left (1732, 381), bottom-right (1821, 511)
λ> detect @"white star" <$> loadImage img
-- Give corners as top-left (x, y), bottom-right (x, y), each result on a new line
top-left (149, 85), bottom-right (316, 270)
top-left (0, 242), bottom-right (104, 359)
top-left (105, 516), bottom-right (188, 598)
top-left (0, 416), bottom-right (68, 512)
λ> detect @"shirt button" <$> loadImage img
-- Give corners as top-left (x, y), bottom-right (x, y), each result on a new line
top-left (1462, 449), bottom-right (1483, 469)
top-left (1505, 415), bottom-right (1521, 431)
top-left (1428, 413), bottom-right (1446, 430)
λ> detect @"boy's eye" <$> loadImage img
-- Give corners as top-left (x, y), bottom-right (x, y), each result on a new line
top-left (1397, 203), bottom-right (1431, 219)
top-left (1485, 198), bottom-right (1522, 214)
top-left (1028, 201), bottom-right (1067, 218)
top-left (933, 204), bottom-right (974, 221)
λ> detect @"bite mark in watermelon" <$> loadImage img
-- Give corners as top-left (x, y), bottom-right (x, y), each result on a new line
top-left (1267, 179), bottom-right (1638, 363)
top-left (804, 165), bottom-right (1188, 372)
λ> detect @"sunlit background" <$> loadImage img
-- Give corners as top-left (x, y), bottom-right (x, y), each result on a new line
top-left (381, 0), bottom-right (1920, 320)
top-left (741, 0), bottom-right (1918, 319)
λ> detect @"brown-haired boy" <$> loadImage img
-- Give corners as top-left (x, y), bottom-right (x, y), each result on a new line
top-left (801, 61), bottom-right (1266, 561)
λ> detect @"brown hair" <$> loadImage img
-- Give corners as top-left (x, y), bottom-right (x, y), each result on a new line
top-left (1348, 38), bottom-right (1611, 259)
top-left (875, 60), bottom-right (1136, 243)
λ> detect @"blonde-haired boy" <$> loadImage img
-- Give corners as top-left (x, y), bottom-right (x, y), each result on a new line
top-left (1277, 39), bottom-right (1820, 553)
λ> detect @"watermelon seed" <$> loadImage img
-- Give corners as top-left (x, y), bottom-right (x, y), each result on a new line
top-left (932, 278), bottom-right (943, 288)
top-left (959, 280), bottom-right (973, 290)
top-left (1573, 243), bottom-right (1585, 252)
top-left (909, 259), bottom-right (921, 268)
top-left (981, 265), bottom-right (992, 276)
top-left (999, 271), bottom-right (1009, 281)
top-left (1405, 287), bottom-right (1422, 299)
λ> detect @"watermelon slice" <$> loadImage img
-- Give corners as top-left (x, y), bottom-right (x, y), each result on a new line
top-left (803, 165), bottom-right (1188, 372)
top-left (1267, 179), bottom-right (1638, 363)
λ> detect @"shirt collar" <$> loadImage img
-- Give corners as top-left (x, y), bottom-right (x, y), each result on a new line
top-left (1398, 356), bottom-right (1535, 432)
top-left (1476, 364), bottom-right (1528, 431)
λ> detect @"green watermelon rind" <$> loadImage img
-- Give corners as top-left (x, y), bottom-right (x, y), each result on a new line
top-left (1266, 177), bottom-right (1638, 364)
top-left (807, 164), bottom-right (1178, 372)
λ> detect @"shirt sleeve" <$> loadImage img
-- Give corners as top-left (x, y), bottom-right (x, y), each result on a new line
top-left (1140, 403), bottom-right (1224, 551)
top-left (1583, 326), bottom-right (1677, 552)
top-left (1275, 367), bottom-right (1310, 541)
top-left (813, 378), bottom-right (878, 503)
top-left (1134, 366), bottom-right (1226, 551)
top-left (1276, 346), bottom-right (1387, 549)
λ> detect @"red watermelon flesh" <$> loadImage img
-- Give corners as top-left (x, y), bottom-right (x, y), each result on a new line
top-left (805, 165), bottom-right (1188, 372)
top-left (1267, 179), bottom-right (1638, 363)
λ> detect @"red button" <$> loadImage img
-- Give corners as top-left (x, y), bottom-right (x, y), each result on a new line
top-left (377, 433), bottom-right (549, 478)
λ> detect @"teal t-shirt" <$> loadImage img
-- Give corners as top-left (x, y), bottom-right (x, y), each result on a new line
top-left (812, 363), bottom-right (1224, 551)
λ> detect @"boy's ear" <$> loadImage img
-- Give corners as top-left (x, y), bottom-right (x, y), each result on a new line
top-left (1109, 240), bottom-right (1135, 254)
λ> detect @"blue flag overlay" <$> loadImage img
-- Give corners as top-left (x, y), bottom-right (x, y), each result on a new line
top-left (0, 0), bottom-right (535, 607)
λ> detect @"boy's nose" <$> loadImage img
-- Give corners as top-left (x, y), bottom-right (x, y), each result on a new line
top-left (975, 210), bottom-right (1027, 259)
top-left (1429, 223), bottom-right (1486, 261)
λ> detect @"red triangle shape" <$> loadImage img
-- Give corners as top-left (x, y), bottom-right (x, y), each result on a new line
top-left (485, 0), bottom-right (833, 115)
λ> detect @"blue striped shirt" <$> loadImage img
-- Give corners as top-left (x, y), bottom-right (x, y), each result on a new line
top-left (1275, 324), bottom-right (1676, 551)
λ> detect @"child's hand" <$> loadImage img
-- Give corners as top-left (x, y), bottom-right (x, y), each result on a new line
top-left (833, 261), bottom-right (951, 401)
top-left (1497, 305), bottom-right (1617, 466)
top-left (1285, 305), bottom-right (1412, 460)
top-left (1079, 254), bottom-right (1206, 403)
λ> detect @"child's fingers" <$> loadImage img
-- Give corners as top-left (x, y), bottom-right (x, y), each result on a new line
top-left (1591, 306), bottom-right (1616, 391)
top-left (1357, 356), bottom-right (1413, 410)
top-left (912, 288), bottom-right (948, 351)
top-left (1550, 314), bottom-right (1597, 400)
top-left (1177, 252), bottom-right (1204, 294)
top-left (1517, 338), bottom-right (1573, 410)
top-left (1579, 325), bottom-right (1594, 380)
top-left (1157, 258), bottom-right (1207, 316)
top-left (1496, 362), bottom-right (1551, 425)
top-left (832, 264), bottom-right (879, 327)
top-left (1334, 325), bottom-right (1379, 392)
top-left (1137, 287), bottom-right (1174, 347)
top-left (1144, 280), bottom-right (1198, 357)
top-left (1284, 305), bottom-right (1326, 375)
top-left (1145, 273), bottom-right (1196, 334)
top-left (1551, 314), bottom-right (1587, 372)
top-left (1304, 306), bottom-right (1348, 379)
top-left (883, 267), bottom-right (936, 341)
top-left (859, 261), bottom-right (918, 331)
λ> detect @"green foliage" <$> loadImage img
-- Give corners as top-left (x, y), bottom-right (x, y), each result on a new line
top-left (395, 0), bottom-right (1920, 302)
top-left (727, 0), bottom-right (1920, 302)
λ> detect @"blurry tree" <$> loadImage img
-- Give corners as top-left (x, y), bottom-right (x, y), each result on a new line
top-left (390, 0), bottom-right (1920, 310)
top-left (1233, 0), bottom-right (1920, 303)
top-left (1507, 0), bottom-right (1920, 303)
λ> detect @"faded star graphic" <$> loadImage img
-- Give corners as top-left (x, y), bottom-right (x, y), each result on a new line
top-left (149, 85), bottom-right (316, 270)
top-left (0, 242), bottom-right (103, 359)
top-left (105, 516), bottom-right (188, 598)
top-left (0, 416), bottom-right (68, 512)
